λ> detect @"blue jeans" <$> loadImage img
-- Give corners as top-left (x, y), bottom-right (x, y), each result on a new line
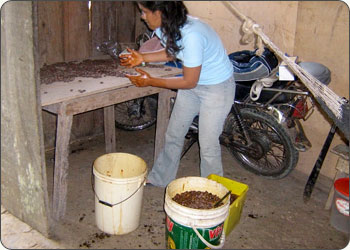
top-left (147, 76), bottom-right (236, 187)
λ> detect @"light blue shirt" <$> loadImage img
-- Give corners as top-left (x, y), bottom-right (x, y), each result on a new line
top-left (155, 16), bottom-right (233, 85)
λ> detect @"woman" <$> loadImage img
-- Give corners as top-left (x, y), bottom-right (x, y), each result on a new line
top-left (119, 1), bottom-right (235, 187)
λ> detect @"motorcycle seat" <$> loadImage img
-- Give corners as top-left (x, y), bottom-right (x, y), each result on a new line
top-left (230, 47), bottom-right (279, 81)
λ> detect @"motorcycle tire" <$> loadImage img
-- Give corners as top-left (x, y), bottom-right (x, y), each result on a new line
top-left (114, 95), bottom-right (158, 131)
top-left (223, 108), bottom-right (299, 179)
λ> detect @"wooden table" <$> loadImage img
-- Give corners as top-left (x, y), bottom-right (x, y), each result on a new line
top-left (41, 65), bottom-right (181, 220)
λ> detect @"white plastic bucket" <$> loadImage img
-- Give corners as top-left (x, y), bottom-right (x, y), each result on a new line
top-left (164, 177), bottom-right (230, 249)
top-left (93, 153), bottom-right (147, 235)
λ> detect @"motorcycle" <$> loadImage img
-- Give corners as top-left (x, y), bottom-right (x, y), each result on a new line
top-left (182, 49), bottom-right (331, 179)
top-left (99, 38), bottom-right (331, 179)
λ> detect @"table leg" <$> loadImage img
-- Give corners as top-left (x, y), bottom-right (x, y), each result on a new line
top-left (104, 105), bottom-right (116, 153)
top-left (52, 114), bottom-right (73, 221)
top-left (154, 90), bottom-right (174, 161)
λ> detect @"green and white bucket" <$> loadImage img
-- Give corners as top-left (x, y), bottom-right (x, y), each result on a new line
top-left (164, 177), bottom-right (230, 249)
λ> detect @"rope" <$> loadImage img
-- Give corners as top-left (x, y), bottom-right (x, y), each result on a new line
top-left (222, 1), bottom-right (347, 120)
top-left (222, 2), bottom-right (265, 56)
top-left (250, 73), bottom-right (278, 101)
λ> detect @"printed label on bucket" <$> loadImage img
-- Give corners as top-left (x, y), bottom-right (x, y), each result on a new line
top-left (166, 215), bottom-right (223, 249)
top-left (335, 198), bottom-right (349, 216)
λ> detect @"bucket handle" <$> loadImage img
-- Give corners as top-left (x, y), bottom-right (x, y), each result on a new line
top-left (91, 170), bottom-right (146, 207)
top-left (192, 227), bottom-right (226, 249)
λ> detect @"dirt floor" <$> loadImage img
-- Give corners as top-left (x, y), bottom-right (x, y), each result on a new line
top-left (2, 125), bottom-right (350, 249)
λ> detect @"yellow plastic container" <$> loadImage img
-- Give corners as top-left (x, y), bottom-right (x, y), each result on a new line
top-left (207, 174), bottom-right (249, 236)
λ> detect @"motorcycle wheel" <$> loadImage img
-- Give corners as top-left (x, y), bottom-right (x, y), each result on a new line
top-left (114, 95), bottom-right (158, 131)
top-left (223, 108), bottom-right (299, 179)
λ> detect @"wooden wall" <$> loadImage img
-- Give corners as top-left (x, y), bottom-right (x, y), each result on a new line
top-left (38, 1), bottom-right (146, 66)
top-left (185, 1), bottom-right (299, 56)
top-left (37, 2), bottom-right (64, 65)
top-left (38, 1), bottom-right (148, 149)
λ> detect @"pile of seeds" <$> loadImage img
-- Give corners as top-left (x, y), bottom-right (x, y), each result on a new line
top-left (40, 59), bottom-right (169, 85)
top-left (172, 191), bottom-right (223, 209)
top-left (40, 59), bottom-right (125, 85)
top-left (230, 193), bottom-right (238, 204)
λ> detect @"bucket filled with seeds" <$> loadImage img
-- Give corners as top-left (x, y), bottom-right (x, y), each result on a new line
top-left (164, 177), bottom-right (230, 249)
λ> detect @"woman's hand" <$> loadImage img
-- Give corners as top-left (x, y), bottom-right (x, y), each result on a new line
top-left (119, 48), bottom-right (144, 68)
top-left (126, 66), bottom-right (201, 89)
top-left (125, 68), bottom-right (153, 87)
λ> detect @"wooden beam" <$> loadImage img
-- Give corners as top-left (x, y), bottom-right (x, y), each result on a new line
top-left (104, 105), bottom-right (116, 153)
top-left (116, 2), bottom-right (136, 43)
top-left (52, 107), bottom-right (73, 221)
top-left (154, 90), bottom-right (176, 160)
top-left (1, 1), bottom-right (51, 235)
top-left (63, 85), bottom-right (163, 116)
top-left (37, 1), bottom-right (64, 66)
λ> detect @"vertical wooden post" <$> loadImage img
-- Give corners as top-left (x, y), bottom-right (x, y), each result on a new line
top-left (1, 1), bottom-right (51, 236)
top-left (104, 105), bottom-right (116, 153)
top-left (52, 106), bottom-right (73, 220)
top-left (154, 90), bottom-right (174, 161)
top-left (116, 2), bottom-right (136, 43)
top-left (91, 1), bottom-right (117, 57)
top-left (62, 1), bottom-right (91, 61)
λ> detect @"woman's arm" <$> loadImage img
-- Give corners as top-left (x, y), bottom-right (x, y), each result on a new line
top-left (142, 49), bottom-right (174, 63)
top-left (119, 48), bottom-right (173, 67)
top-left (126, 65), bottom-right (201, 89)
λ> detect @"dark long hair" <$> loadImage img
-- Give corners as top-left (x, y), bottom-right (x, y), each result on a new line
top-left (139, 1), bottom-right (188, 57)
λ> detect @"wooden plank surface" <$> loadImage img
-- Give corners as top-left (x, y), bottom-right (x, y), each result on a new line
top-left (64, 85), bottom-right (162, 116)
top-left (154, 90), bottom-right (177, 160)
top-left (91, 2), bottom-right (117, 57)
top-left (41, 66), bottom-right (182, 106)
top-left (104, 105), bottom-right (116, 153)
top-left (2, 1), bottom-right (51, 235)
top-left (37, 1), bottom-right (64, 66)
top-left (63, 2), bottom-right (91, 61)
top-left (116, 2), bottom-right (136, 43)
top-left (52, 111), bottom-right (73, 221)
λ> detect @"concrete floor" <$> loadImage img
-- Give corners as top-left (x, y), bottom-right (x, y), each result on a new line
top-left (1, 125), bottom-right (349, 249)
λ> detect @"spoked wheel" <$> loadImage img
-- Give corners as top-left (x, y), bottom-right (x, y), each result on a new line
top-left (115, 95), bottom-right (158, 131)
top-left (222, 108), bottom-right (299, 179)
